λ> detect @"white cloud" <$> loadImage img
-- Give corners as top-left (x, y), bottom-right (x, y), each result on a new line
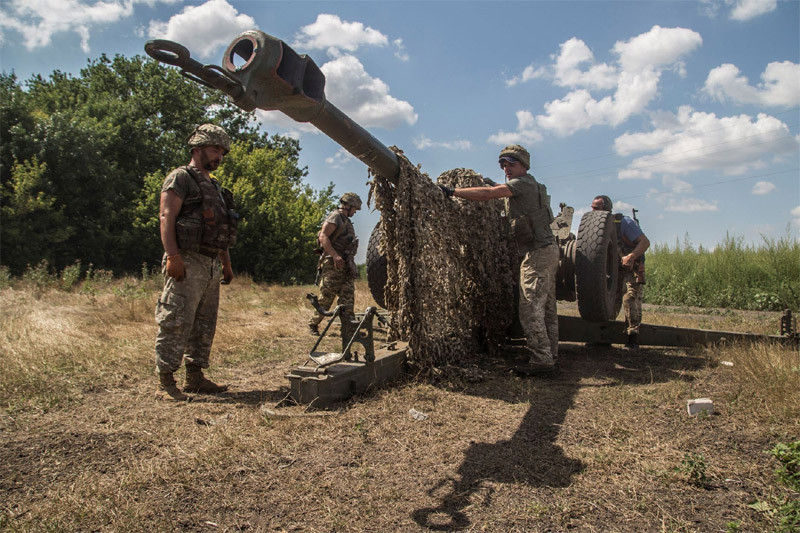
top-left (505, 64), bottom-right (548, 87)
top-left (321, 55), bottom-right (416, 129)
top-left (614, 106), bottom-right (799, 180)
top-left (495, 26), bottom-right (702, 140)
top-left (325, 148), bottom-right (356, 169)
top-left (147, 0), bottom-right (255, 59)
top-left (665, 197), bottom-right (719, 212)
top-left (253, 109), bottom-right (320, 138)
top-left (413, 136), bottom-right (471, 150)
top-left (553, 38), bottom-right (618, 89)
top-left (751, 181), bottom-right (776, 195)
top-left (487, 110), bottom-right (543, 146)
top-left (704, 61), bottom-right (800, 107)
top-left (791, 206), bottom-right (800, 227)
top-left (292, 14), bottom-right (387, 57)
top-left (0, 0), bottom-right (177, 53)
top-left (729, 0), bottom-right (777, 21)
top-left (393, 38), bottom-right (409, 62)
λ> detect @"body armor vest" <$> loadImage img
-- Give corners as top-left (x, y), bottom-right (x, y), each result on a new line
top-left (174, 166), bottom-right (238, 252)
top-left (508, 179), bottom-right (554, 254)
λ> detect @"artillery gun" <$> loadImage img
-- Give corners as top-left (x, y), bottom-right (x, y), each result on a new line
top-left (146, 31), bottom-right (797, 405)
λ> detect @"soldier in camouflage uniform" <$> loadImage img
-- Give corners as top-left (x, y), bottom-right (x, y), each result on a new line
top-left (308, 192), bottom-right (362, 335)
top-left (591, 195), bottom-right (650, 350)
top-left (439, 145), bottom-right (558, 373)
top-left (155, 124), bottom-right (238, 401)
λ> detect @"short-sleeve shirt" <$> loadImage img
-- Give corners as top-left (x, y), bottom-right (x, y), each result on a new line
top-left (162, 165), bottom-right (203, 202)
top-left (324, 210), bottom-right (355, 255)
top-left (618, 215), bottom-right (645, 261)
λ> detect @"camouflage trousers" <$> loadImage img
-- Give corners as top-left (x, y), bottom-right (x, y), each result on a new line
top-left (308, 257), bottom-right (355, 327)
top-left (519, 244), bottom-right (559, 364)
top-left (622, 270), bottom-right (643, 335)
top-left (155, 250), bottom-right (221, 373)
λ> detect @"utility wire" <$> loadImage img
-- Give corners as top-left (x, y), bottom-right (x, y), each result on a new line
top-left (615, 168), bottom-right (799, 202)
top-left (536, 106), bottom-right (800, 170)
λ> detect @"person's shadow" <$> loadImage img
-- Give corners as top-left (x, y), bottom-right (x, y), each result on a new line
top-left (412, 341), bottom-right (704, 530)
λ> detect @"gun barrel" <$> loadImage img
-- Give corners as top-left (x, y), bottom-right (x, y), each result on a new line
top-left (147, 30), bottom-right (399, 183)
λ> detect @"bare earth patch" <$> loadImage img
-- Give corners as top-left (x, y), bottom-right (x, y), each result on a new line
top-left (1, 280), bottom-right (797, 532)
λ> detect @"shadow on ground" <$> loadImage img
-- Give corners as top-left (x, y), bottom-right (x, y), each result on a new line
top-left (412, 341), bottom-right (704, 530)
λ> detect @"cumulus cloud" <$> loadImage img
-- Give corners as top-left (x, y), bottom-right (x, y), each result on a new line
top-left (704, 61), bottom-right (800, 107)
top-left (325, 148), bottom-right (357, 169)
top-left (147, 0), bottom-right (255, 58)
top-left (321, 55), bottom-right (417, 129)
top-left (393, 38), bottom-right (409, 62)
top-left (751, 181), bottom-right (776, 195)
top-left (0, 0), bottom-right (177, 53)
top-left (494, 26), bottom-right (702, 140)
top-left (792, 206), bottom-right (800, 227)
top-left (664, 197), bottom-right (719, 212)
top-left (292, 14), bottom-right (387, 57)
top-left (487, 110), bottom-right (543, 146)
top-left (614, 106), bottom-right (799, 180)
top-left (253, 110), bottom-right (320, 138)
top-left (413, 136), bottom-right (471, 150)
top-left (729, 0), bottom-right (777, 21)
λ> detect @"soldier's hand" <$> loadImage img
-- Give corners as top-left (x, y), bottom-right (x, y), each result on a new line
top-left (166, 254), bottom-right (186, 281)
top-left (333, 255), bottom-right (345, 270)
top-left (621, 253), bottom-right (635, 269)
top-left (221, 261), bottom-right (234, 285)
top-left (438, 184), bottom-right (454, 198)
top-left (483, 177), bottom-right (497, 187)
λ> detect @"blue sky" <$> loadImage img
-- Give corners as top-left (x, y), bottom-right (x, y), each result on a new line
top-left (2, 0), bottom-right (798, 262)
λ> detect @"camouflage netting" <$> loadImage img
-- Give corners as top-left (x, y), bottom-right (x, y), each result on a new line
top-left (369, 148), bottom-right (516, 370)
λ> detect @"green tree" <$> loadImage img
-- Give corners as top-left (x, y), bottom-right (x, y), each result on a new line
top-left (215, 142), bottom-right (335, 283)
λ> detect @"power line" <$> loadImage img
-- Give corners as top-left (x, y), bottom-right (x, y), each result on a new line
top-left (615, 168), bottom-right (799, 202)
top-left (536, 106), bottom-right (800, 170)
top-left (545, 132), bottom-right (798, 184)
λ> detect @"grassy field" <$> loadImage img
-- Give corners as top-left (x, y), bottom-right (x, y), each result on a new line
top-left (1, 274), bottom-right (798, 532)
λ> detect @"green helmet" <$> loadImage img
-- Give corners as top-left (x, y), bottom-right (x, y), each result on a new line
top-left (340, 192), bottom-right (362, 210)
top-left (499, 144), bottom-right (531, 170)
top-left (187, 124), bottom-right (230, 155)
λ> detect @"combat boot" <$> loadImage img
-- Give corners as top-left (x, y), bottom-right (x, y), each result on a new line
top-left (624, 333), bottom-right (640, 351)
top-left (159, 371), bottom-right (188, 401)
top-left (184, 364), bottom-right (228, 393)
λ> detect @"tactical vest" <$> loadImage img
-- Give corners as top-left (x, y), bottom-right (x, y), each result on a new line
top-left (326, 211), bottom-right (357, 257)
top-left (174, 166), bottom-right (238, 252)
top-left (508, 178), bottom-right (554, 254)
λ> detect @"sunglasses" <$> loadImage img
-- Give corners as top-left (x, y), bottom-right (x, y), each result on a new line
top-left (499, 157), bottom-right (518, 169)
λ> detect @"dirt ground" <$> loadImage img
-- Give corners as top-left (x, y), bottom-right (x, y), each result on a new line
top-left (1, 282), bottom-right (797, 532)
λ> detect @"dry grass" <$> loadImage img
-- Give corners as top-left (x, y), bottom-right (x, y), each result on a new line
top-left (1, 278), bottom-right (798, 532)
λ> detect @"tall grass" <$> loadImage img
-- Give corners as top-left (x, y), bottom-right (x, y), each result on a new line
top-left (646, 232), bottom-right (799, 311)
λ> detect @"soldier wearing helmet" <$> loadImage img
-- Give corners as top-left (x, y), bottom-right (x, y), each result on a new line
top-left (154, 124), bottom-right (237, 400)
top-left (591, 195), bottom-right (650, 350)
top-left (439, 144), bottom-right (558, 373)
top-left (308, 192), bottom-right (362, 335)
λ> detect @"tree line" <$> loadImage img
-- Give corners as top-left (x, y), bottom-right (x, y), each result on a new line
top-left (1, 54), bottom-right (335, 283)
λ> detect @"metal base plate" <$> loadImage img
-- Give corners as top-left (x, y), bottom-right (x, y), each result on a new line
top-left (287, 342), bottom-right (408, 407)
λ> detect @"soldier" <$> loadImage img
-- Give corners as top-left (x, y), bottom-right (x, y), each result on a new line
top-left (154, 124), bottom-right (238, 401)
top-left (308, 192), bottom-right (362, 335)
top-left (439, 145), bottom-right (558, 373)
top-left (591, 195), bottom-right (650, 350)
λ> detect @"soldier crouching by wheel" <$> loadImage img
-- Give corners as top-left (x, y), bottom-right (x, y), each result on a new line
top-left (154, 124), bottom-right (238, 401)
top-left (308, 192), bottom-right (362, 337)
top-left (591, 195), bottom-right (650, 351)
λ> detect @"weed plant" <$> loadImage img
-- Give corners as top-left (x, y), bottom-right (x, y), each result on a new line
top-left (646, 232), bottom-right (799, 311)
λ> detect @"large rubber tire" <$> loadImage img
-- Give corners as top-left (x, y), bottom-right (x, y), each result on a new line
top-left (575, 210), bottom-right (620, 322)
top-left (366, 224), bottom-right (388, 309)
